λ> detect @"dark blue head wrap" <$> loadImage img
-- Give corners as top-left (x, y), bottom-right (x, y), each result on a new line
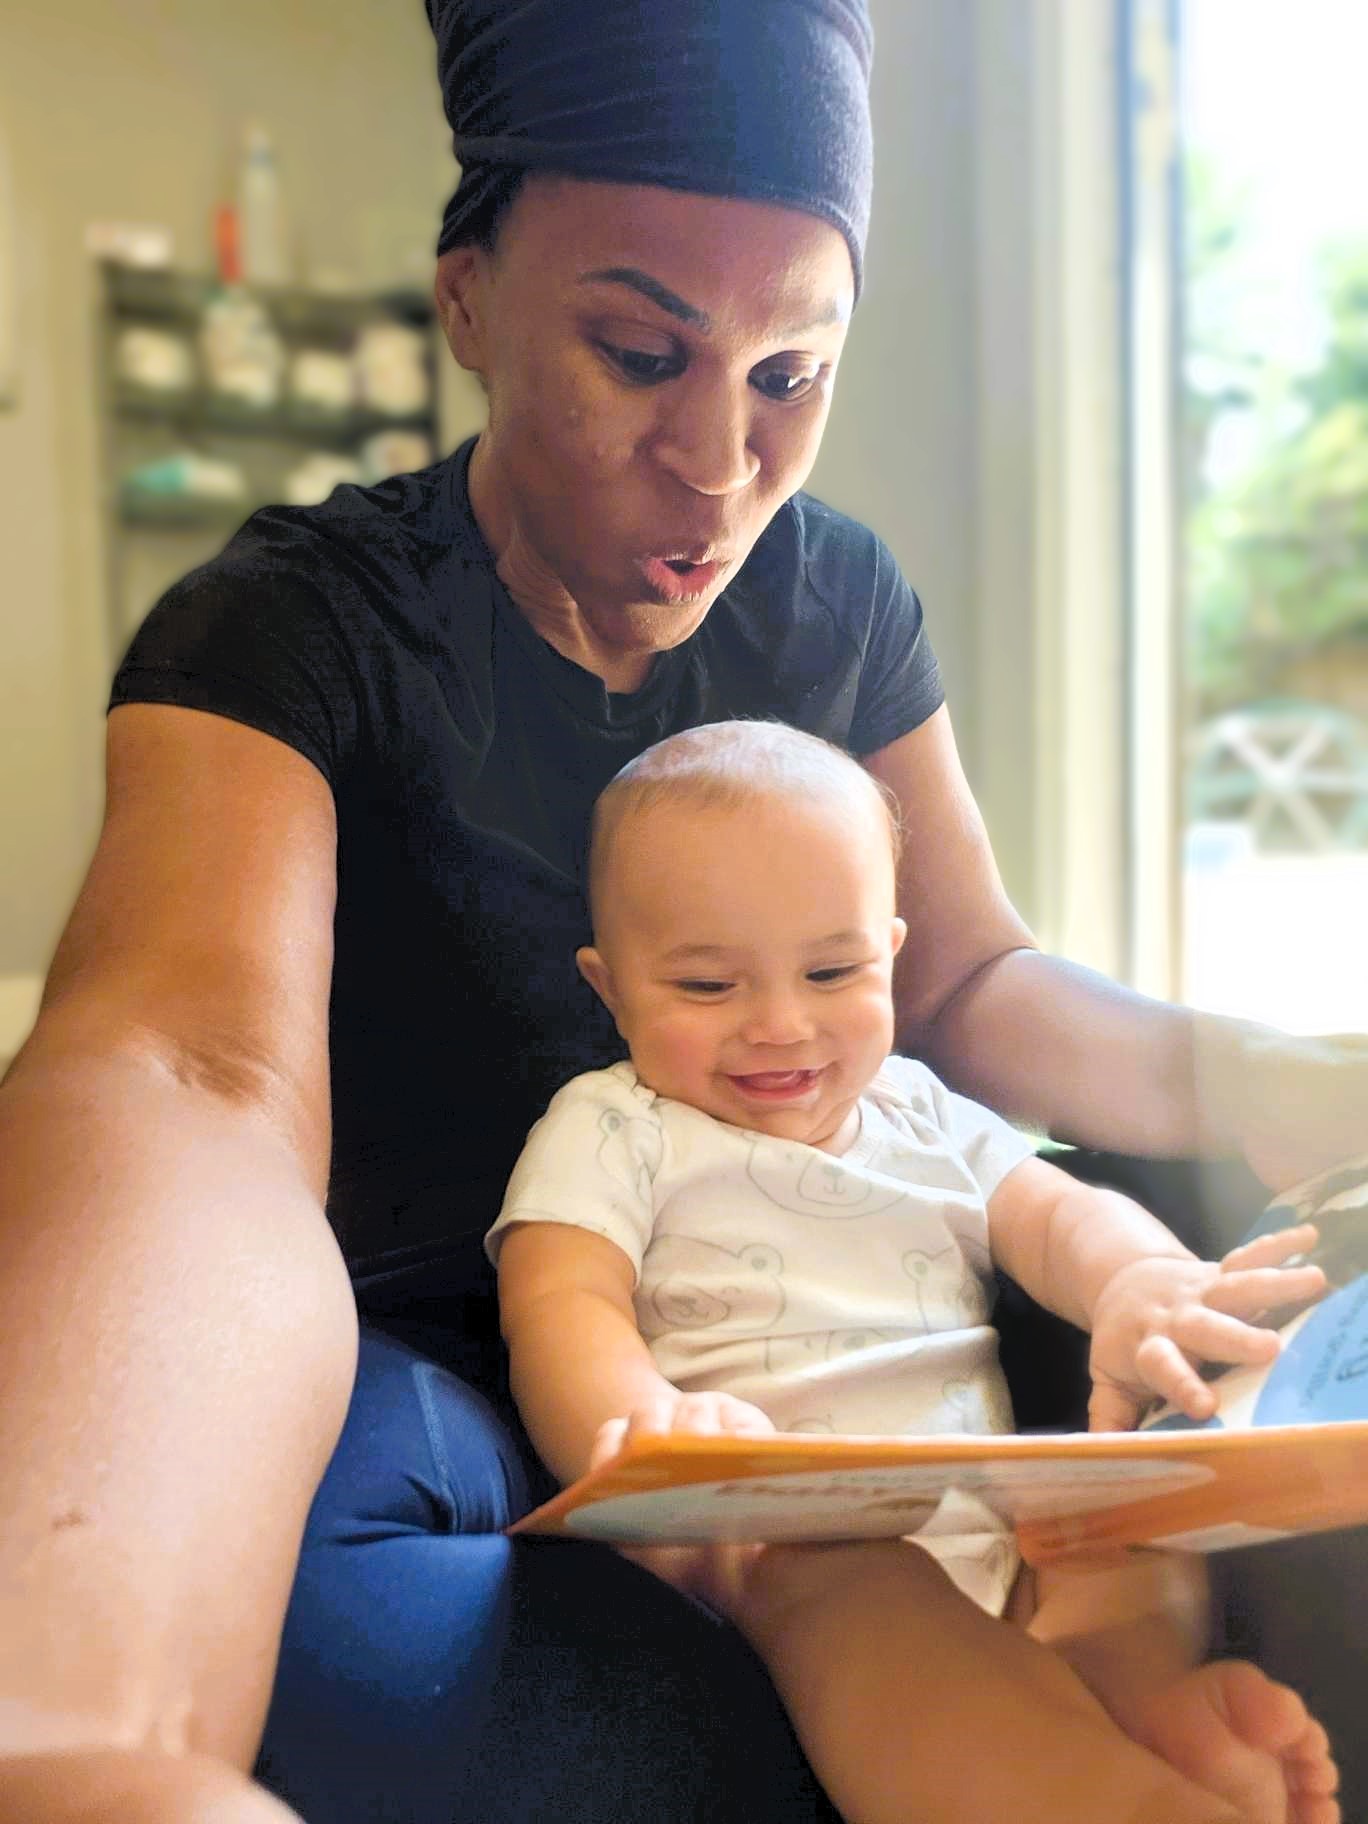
top-left (426, 0), bottom-right (874, 295)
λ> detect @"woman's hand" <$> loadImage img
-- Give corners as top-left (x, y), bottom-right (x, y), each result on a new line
top-left (1087, 1223), bottom-right (1327, 1431)
top-left (590, 1391), bottom-right (776, 1469)
top-left (1199, 1025), bottom-right (1368, 1194)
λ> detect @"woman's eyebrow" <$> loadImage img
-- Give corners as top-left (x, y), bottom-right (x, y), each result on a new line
top-left (579, 267), bottom-right (710, 330)
top-left (579, 267), bottom-right (850, 340)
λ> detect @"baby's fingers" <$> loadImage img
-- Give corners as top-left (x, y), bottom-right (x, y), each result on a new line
top-left (716, 1400), bottom-right (775, 1436)
top-left (1088, 1379), bottom-right (1146, 1433)
top-left (610, 1395), bottom-right (690, 1456)
top-left (590, 1415), bottom-right (631, 1470)
top-left (1161, 1304), bottom-right (1283, 1369)
top-left (1220, 1223), bottom-right (1318, 1271)
top-left (1132, 1334), bottom-right (1220, 1421)
top-left (1204, 1260), bottom-right (1327, 1321)
top-left (670, 1393), bottom-right (775, 1436)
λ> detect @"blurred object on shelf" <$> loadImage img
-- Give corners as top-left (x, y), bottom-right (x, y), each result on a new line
top-left (84, 221), bottom-right (175, 269)
top-left (289, 347), bottom-right (356, 415)
top-left (120, 450), bottom-right (247, 506)
top-left (99, 259), bottom-right (439, 652)
top-left (213, 203), bottom-right (243, 286)
top-left (309, 265), bottom-right (364, 295)
top-left (114, 326), bottom-right (195, 395)
top-left (354, 320), bottom-right (430, 416)
top-left (361, 428), bottom-right (434, 481)
top-left (239, 123), bottom-right (290, 287)
top-left (282, 451), bottom-right (364, 506)
top-left (200, 282), bottom-right (285, 409)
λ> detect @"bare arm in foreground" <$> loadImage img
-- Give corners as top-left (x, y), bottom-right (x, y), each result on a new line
top-left (0, 706), bottom-right (357, 1819)
top-left (867, 707), bottom-right (1368, 1189)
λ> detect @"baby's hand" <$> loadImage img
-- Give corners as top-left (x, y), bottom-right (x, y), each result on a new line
top-left (590, 1391), bottom-right (776, 1470)
top-left (1087, 1223), bottom-right (1326, 1432)
top-left (587, 1393), bottom-right (776, 1610)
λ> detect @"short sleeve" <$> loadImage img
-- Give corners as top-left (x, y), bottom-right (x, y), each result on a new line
top-left (110, 509), bottom-right (363, 791)
top-left (847, 538), bottom-right (944, 756)
top-left (484, 1067), bottom-right (664, 1278)
top-left (877, 1056), bottom-right (1036, 1204)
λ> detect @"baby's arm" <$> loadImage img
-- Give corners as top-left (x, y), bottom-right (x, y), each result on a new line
top-left (986, 1157), bottom-right (1326, 1429)
top-left (497, 1223), bottom-right (772, 1486)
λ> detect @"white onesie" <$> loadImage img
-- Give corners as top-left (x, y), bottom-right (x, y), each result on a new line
top-left (486, 1055), bottom-right (1038, 1612)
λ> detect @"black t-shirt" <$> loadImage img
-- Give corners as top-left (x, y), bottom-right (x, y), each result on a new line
top-left (111, 440), bottom-right (943, 1381)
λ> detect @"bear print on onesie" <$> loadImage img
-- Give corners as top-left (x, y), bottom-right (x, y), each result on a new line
top-left (595, 1105), bottom-right (665, 1204)
top-left (744, 1138), bottom-right (912, 1219)
top-left (640, 1235), bottom-right (787, 1337)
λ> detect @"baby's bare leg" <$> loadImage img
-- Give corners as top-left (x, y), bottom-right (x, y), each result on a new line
top-left (1032, 1556), bottom-right (1340, 1824)
top-left (726, 1540), bottom-right (1243, 1824)
top-left (1028, 1551), bottom-right (1210, 1711)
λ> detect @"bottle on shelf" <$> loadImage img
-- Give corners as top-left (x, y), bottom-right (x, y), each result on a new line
top-left (238, 123), bottom-right (290, 288)
top-left (213, 201), bottom-right (243, 287)
top-left (200, 192), bottom-right (285, 410)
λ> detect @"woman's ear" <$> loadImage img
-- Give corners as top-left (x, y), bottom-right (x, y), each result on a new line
top-left (576, 945), bottom-right (617, 1013)
top-left (434, 246), bottom-right (490, 375)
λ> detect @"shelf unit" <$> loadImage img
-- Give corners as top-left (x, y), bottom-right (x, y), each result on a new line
top-left (96, 260), bottom-right (441, 658)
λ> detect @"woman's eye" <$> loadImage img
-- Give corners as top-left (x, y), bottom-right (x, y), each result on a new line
top-left (599, 342), bottom-right (684, 384)
top-left (807, 965), bottom-right (858, 985)
top-left (676, 979), bottom-right (732, 996)
top-left (751, 365), bottom-right (822, 403)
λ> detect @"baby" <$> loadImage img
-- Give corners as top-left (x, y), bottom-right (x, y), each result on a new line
top-left (488, 720), bottom-right (1339, 1824)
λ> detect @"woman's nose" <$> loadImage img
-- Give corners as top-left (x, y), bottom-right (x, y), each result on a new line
top-left (653, 382), bottom-right (760, 497)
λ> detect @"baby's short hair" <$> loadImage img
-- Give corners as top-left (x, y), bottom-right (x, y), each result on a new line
top-left (587, 720), bottom-right (901, 929)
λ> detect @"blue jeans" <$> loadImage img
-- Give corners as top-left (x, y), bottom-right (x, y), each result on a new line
top-left (256, 1328), bottom-right (837, 1824)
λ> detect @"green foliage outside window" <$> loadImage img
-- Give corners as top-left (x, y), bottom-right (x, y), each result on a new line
top-left (1184, 158), bottom-right (1368, 715)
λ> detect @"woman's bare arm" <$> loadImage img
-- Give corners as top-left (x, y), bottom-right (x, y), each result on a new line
top-left (866, 709), bottom-right (1368, 1181)
top-left (0, 705), bottom-right (357, 1809)
top-left (865, 708), bottom-right (1195, 1151)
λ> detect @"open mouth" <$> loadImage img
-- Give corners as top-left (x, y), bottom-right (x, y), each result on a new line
top-left (728, 1069), bottom-right (822, 1102)
top-left (638, 554), bottom-right (726, 601)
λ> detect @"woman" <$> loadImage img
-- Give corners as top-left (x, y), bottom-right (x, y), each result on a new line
top-left (1, 2), bottom-right (1363, 1819)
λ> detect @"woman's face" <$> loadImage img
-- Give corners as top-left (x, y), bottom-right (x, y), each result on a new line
top-left (437, 176), bottom-right (855, 672)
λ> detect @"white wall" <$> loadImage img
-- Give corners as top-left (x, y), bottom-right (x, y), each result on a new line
top-left (812, 0), bottom-right (1051, 926)
top-left (812, 0), bottom-right (981, 770)
top-left (819, 0), bottom-right (1126, 962)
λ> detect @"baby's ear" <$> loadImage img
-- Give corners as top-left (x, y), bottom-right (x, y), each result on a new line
top-left (890, 917), bottom-right (908, 958)
top-left (576, 945), bottom-right (616, 1011)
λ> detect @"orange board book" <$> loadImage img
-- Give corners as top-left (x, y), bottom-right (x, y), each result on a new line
top-left (513, 1156), bottom-right (1368, 1565)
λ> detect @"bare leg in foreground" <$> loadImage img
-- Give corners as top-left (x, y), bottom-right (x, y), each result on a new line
top-left (0, 1749), bottom-right (304, 1824)
top-left (723, 1540), bottom-right (1339, 1824)
top-left (1033, 1553), bottom-right (1338, 1824)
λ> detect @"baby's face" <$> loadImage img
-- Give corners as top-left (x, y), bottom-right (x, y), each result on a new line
top-left (581, 791), bottom-right (905, 1153)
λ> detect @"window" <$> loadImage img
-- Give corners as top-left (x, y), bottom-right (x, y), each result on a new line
top-left (1176, 0), bottom-right (1368, 1031)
